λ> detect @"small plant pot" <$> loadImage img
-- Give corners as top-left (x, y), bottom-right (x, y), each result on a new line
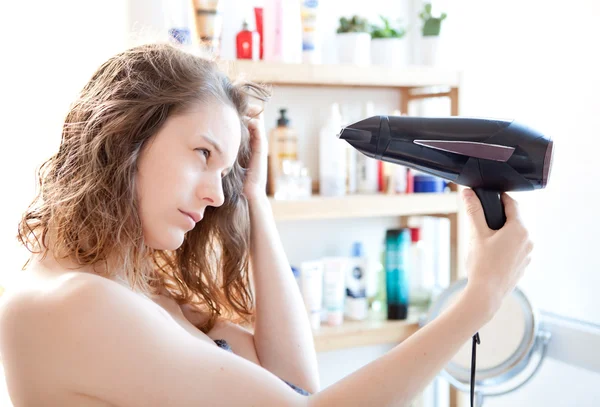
top-left (335, 32), bottom-right (371, 65)
top-left (418, 35), bottom-right (439, 65)
top-left (370, 37), bottom-right (408, 66)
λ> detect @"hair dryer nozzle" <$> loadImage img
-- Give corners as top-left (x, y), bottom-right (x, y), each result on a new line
top-left (338, 116), bottom-right (383, 159)
top-left (337, 127), bottom-right (372, 142)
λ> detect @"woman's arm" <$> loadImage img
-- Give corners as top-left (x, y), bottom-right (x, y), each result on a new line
top-left (310, 284), bottom-right (492, 406)
top-left (0, 187), bottom-right (530, 407)
top-left (238, 94), bottom-right (533, 401)
top-left (242, 104), bottom-right (320, 393)
top-left (248, 194), bottom-right (320, 393)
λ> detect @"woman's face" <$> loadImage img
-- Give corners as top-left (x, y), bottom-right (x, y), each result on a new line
top-left (135, 101), bottom-right (242, 250)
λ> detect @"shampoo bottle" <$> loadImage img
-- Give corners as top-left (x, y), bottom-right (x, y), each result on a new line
top-left (385, 229), bottom-right (411, 320)
top-left (268, 109), bottom-right (298, 195)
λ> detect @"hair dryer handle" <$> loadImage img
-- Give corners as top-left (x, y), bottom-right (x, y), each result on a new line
top-left (473, 188), bottom-right (507, 230)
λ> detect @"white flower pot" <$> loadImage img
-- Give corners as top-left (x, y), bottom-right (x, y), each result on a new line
top-left (418, 35), bottom-right (440, 66)
top-left (370, 37), bottom-right (408, 66)
top-left (335, 32), bottom-right (371, 65)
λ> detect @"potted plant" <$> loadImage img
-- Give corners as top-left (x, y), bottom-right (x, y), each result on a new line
top-left (418, 2), bottom-right (447, 65)
top-left (370, 15), bottom-right (408, 66)
top-left (335, 15), bottom-right (371, 65)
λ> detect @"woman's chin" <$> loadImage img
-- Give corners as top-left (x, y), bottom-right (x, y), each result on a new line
top-left (145, 230), bottom-right (185, 251)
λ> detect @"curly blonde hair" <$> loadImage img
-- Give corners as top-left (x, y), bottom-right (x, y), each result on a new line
top-left (18, 42), bottom-right (271, 332)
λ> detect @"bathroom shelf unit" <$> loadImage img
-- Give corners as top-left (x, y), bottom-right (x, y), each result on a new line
top-left (221, 59), bottom-right (461, 90)
top-left (269, 192), bottom-right (459, 221)
top-left (228, 59), bottom-right (465, 407)
top-left (312, 315), bottom-right (420, 353)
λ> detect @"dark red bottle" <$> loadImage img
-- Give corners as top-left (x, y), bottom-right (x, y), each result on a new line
top-left (236, 20), bottom-right (259, 60)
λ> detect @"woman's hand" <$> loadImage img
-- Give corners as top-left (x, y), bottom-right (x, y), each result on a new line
top-left (242, 104), bottom-right (268, 202)
top-left (461, 189), bottom-right (534, 321)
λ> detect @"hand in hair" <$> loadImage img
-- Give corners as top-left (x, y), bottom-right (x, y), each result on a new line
top-left (243, 104), bottom-right (268, 201)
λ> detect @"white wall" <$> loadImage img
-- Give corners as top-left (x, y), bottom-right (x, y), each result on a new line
top-left (446, 0), bottom-right (600, 327)
top-left (1, 5), bottom-right (126, 404)
top-left (439, 0), bottom-right (600, 405)
top-left (1, 1), bottom-right (128, 281)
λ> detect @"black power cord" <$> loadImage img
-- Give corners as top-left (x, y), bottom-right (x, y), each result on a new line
top-left (470, 332), bottom-right (481, 407)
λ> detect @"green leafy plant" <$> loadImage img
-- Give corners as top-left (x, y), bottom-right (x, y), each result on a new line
top-left (370, 15), bottom-right (406, 39)
top-left (419, 3), bottom-right (447, 36)
top-left (337, 15), bottom-right (370, 33)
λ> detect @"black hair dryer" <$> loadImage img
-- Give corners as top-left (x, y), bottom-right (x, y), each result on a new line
top-left (338, 116), bottom-right (554, 230)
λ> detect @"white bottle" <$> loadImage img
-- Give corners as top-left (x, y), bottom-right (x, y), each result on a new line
top-left (346, 144), bottom-right (357, 194)
top-left (356, 101), bottom-right (379, 194)
top-left (345, 242), bottom-right (368, 321)
top-left (408, 226), bottom-right (434, 312)
top-left (341, 103), bottom-right (356, 194)
top-left (394, 166), bottom-right (407, 193)
top-left (319, 103), bottom-right (346, 196)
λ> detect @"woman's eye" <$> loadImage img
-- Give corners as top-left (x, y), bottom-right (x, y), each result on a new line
top-left (196, 148), bottom-right (211, 159)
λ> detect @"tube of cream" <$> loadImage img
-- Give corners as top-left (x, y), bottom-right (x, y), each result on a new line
top-left (300, 0), bottom-right (321, 63)
top-left (322, 257), bottom-right (347, 326)
top-left (300, 260), bottom-right (324, 330)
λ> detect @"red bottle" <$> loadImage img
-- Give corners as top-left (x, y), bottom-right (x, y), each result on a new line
top-left (236, 20), bottom-right (260, 60)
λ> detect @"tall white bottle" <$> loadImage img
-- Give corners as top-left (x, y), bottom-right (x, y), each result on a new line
top-left (356, 101), bottom-right (379, 194)
top-left (319, 103), bottom-right (346, 196)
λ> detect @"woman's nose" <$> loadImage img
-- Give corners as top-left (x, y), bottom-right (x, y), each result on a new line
top-left (199, 173), bottom-right (225, 208)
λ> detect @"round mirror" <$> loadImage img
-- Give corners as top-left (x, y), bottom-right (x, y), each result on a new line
top-left (421, 279), bottom-right (552, 406)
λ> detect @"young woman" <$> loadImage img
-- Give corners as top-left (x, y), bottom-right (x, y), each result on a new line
top-left (0, 43), bottom-right (533, 406)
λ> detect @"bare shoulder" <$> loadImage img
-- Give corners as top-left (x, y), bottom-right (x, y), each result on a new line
top-left (0, 270), bottom-right (169, 405)
top-left (0, 271), bottom-right (306, 407)
top-left (0, 270), bottom-right (111, 334)
top-left (0, 270), bottom-right (138, 336)
top-left (0, 270), bottom-right (142, 367)
top-left (0, 271), bottom-right (125, 403)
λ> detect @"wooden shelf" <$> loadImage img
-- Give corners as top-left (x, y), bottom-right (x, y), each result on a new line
top-left (313, 316), bottom-right (420, 353)
top-left (269, 192), bottom-right (459, 221)
top-left (220, 60), bottom-right (461, 89)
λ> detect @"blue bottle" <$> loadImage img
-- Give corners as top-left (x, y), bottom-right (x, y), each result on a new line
top-left (385, 229), bottom-right (411, 320)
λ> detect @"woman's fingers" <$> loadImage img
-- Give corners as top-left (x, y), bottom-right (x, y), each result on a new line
top-left (502, 192), bottom-right (521, 224)
top-left (461, 188), bottom-right (492, 238)
top-left (246, 103), bottom-right (264, 118)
